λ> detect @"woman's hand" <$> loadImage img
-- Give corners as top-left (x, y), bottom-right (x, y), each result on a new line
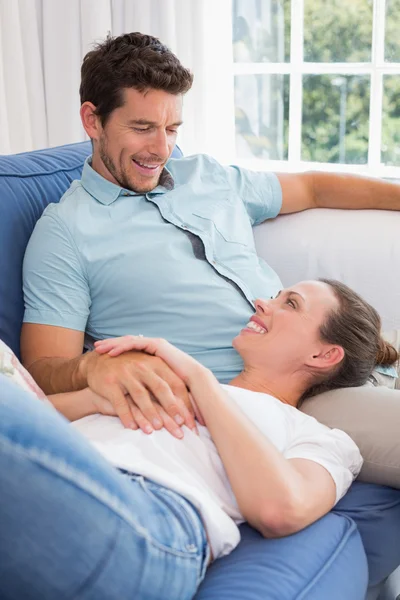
top-left (88, 389), bottom-right (118, 417)
top-left (94, 336), bottom-right (207, 425)
top-left (95, 336), bottom-right (204, 385)
top-left (87, 386), bottom-right (197, 434)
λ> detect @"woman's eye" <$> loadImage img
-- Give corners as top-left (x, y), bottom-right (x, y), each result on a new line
top-left (286, 298), bottom-right (296, 308)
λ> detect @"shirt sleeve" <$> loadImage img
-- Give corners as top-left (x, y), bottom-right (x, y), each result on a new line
top-left (23, 211), bottom-right (91, 331)
top-left (283, 418), bottom-right (363, 504)
top-left (224, 165), bottom-right (283, 226)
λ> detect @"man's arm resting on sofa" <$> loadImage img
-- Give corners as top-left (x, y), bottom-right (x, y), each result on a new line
top-left (20, 323), bottom-right (195, 435)
top-left (277, 172), bottom-right (400, 215)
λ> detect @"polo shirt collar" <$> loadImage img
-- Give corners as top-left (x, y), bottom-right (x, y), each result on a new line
top-left (81, 157), bottom-right (174, 206)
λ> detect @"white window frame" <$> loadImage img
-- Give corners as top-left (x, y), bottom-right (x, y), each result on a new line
top-left (233, 0), bottom-right (400, 178)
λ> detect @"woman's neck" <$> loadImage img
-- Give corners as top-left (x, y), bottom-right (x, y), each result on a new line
top-left (229, 369), bottom-right (303, 408)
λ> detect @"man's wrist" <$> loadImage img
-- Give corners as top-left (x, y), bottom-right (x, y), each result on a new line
top-left (75, 350), bottom-right (97, 389)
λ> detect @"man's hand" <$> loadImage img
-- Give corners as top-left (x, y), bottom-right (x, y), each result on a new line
top-left (88, 388), bottom-right (191, 439)
top-left (82, 349), bottom-right (196, 438)
top-left (95, 336), bottom-right (208, 426)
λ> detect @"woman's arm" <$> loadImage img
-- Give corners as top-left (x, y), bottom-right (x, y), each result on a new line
top-left (95, 336), bottom-right (337, 538)
top-left (188, 368), bottom-right (336, 537)
top-left (48, 388), bottom-right (116, 422)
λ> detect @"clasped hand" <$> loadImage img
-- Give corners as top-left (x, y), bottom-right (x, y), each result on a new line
top-left (85, 336), bottom-right (204, 438)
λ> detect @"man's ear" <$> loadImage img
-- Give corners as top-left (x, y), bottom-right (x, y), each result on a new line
top-left (307, 345), bottom-right (345, 370)
top-left (80, 102), bottom-right (101, 140)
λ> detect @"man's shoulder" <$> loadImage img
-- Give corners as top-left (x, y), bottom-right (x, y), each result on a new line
top-left (42, 178), bottom-right (89, 222)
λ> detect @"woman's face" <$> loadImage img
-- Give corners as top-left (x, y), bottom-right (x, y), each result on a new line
top-left (233, 281), bottom-right (340, 374)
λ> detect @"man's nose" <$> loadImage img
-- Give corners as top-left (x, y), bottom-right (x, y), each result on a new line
top-left (149, 130), bottom-right (170, 161)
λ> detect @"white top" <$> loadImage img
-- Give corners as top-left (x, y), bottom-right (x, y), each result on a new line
top-left (72, 384), bottom-right (363, 559)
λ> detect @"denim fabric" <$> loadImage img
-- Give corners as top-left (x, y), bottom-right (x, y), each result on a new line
top-left (2, 375), bottom-right (400, 599)
top-left (0, 376), bottom-right (209, 600)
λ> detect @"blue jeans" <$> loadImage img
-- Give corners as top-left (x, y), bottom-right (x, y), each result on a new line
top-left (0, 376), bottom-right (209, 600)
top-left (1, 376), bottom-right (400, 599)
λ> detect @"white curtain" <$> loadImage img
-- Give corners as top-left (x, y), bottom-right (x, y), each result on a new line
top-left (0, 0), bottom-right (235, 162)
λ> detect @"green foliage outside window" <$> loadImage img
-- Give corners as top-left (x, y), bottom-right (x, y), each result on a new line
top-left (233, 0), bottom-right (400, 166)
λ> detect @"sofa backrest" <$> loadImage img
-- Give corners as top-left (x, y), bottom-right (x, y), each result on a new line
top-left (2, 140), bottom-right (400, 357)
top-left (0, 141), bottom-right (181, 356)
top-left (0, 142), bottom-right (93, 355)
top-left (253, 207), bottom-right (400, 331)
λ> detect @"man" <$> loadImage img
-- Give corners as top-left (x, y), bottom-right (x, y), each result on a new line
top-left (20, 32), bottom-right (400, 595)
top-left (21, 32), bottom-right (400, 435)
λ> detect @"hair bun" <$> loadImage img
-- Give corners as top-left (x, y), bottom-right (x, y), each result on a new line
top-left (376, 338), bottom-right (399, 366)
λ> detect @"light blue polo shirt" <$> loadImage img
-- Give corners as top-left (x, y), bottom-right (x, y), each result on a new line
top-left (23, 154), bottom-right (283, 383)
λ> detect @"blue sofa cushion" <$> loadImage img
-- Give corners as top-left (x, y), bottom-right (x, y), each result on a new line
top-left (0, 141), bottom-right (181, 357)
top-left (0, 141), bottom-right (92, 356)
top-left (195, 517), bottom-right (368, 600)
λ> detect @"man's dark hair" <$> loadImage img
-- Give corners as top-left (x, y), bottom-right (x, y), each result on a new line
top-left (80, 32), bottom-right (193, 126)
top-left (301, 278), bottom-right (398, 403)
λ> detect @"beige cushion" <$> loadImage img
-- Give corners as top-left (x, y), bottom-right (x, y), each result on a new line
top-left (301, 386), bottom-right (400, 488)
top-left (300, 329), bottom-right (400, 489)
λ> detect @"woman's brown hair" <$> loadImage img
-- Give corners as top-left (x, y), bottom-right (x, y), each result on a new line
top-left (301, 278), bottom-right (398, 402)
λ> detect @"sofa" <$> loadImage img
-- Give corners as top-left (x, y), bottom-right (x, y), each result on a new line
top-left (1, 140), bottom-right (400, 599)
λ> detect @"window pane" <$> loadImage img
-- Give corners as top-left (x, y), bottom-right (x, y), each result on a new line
top-left (232, 0), bottom-right (291, 62)
top-left (302, 75), bottom-right (370, 164)
top-left (234, 74), bottom-right (289, 160)
top-left (385, 0), bottom-right (400, 62)
top-left (304, 0), bottom-right (373, 62)
top-left (381, 76), bottom-right (400, 166)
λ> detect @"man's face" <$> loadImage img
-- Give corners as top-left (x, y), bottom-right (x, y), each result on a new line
top-left (93, 88), bottom-right (183, 193)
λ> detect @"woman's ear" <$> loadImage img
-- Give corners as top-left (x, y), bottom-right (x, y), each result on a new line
top-left (307, 345), bottom-right (344, 369)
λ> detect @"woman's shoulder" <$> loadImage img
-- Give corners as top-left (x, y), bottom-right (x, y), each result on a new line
top-left (221, 384), bottom-right (303, 423)
top-left (222, 383), bottom-right (337, 431)
top-left (222, 384), bottom-right (298, 411)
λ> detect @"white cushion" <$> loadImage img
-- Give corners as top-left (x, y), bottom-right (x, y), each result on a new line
top-left (253, 208), bottom-right (400, 330)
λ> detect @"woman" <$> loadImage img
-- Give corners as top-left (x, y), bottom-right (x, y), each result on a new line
top-left (1, 279), bottom-right (397, 600)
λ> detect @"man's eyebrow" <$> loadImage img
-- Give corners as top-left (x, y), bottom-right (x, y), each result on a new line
top-left (127, 119), bottom-right (183, 127)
